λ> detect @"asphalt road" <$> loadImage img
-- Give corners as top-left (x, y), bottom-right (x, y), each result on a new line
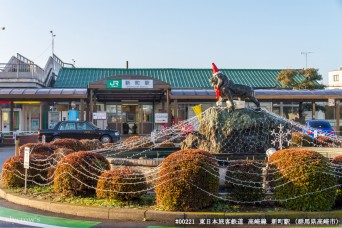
top-left (0, 146), bottom-right (14, 172)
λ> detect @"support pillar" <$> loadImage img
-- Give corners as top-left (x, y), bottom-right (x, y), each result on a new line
top-left (166, 89), bottom-right (171, 127)
top-left (40, 102), bottom-right (44, 129)
top-left (80, 98), bottom-right (84, 121)
top-left (174, 99), bottom-right (178, 124)
top-left (89, 89), bottom-right (93, 122)
top-left (336, 100), bottom-right (340, 135)
top-left (312, 102), bottom-right (316, 119)
top-left (10, 101), bottom-right (14, 132)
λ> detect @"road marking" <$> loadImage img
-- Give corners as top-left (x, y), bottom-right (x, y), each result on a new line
top-left (0, 216), bottom-right (62, 227)
top-left (0, 206), bottom-right (100, 227)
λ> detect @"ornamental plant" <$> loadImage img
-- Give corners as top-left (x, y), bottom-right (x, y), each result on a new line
top-left (50, 138), bottom-right (83, 151)
top-left (19, 143), bottom-right (56, 156)
top-left (2, 154), bottom-right (51, 187)
top-left (158, 141), bottom-right (176, 148)
top-left (332, 155), bottom-right (342, 207)
top-left (80, 139), bottom-right (102, 151)
top-left (96, 168), bottom-right (147, 201)
top-left (268, 148), bottom-right (336, 211)
top-left (289, 132), bottom-right (313, 147)
top-left (123, 136), bottom-right (153, 148)
top-left (54, 151), bottom-right (110, 196)
top-left (314, 136), bottom-right (341, 147)
top-left (155, 149), bottom-right (219, 211)
top-left (226, 160), bottom-right (265, 202)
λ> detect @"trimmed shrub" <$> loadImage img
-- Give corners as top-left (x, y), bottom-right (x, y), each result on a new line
top-left (158, 141), bottom-right (176, 148)
top-left (289, 132), bottom-right (313, 147)
top-left (314, 136), bottom-right (341, 147)
top-left (332, 155), bottom-right (342, 207)
top-left (96, 168), bottom-right (147, 201)
top-left (226, 160), bottom-right (265, 202)
top-left (50, 138), bottom-right (83, 151)
top-left (123, 136), bottom-right (153, 148)
top-left (19, 143), bottom-right (56, 156)
top-left (2, 154), bottom-right (52, 187)
top-left (54, 148), bottom-right (74, 161)
top-left (268, 148), bottom-right (336, 211)
top-left (102, 143), bottom-right (113, 149)
top-left (80, 139), bottom-right (102, 151)
top-left (155, 149), bottom-right (219, 211)
top-left (54, 151), bottom-right (110, 196)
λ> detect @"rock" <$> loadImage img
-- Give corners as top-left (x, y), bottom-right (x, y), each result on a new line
top-left (180, 107), bottom-right (291, 154)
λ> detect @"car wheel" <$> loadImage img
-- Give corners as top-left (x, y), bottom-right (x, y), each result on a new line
top-left (101, 135), bottom-right (112, 143)
top-left (52, 136), bottom-right (61, 141)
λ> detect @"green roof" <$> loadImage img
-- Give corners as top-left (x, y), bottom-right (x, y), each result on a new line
top-left (54, 68), bottom-right (284, 89)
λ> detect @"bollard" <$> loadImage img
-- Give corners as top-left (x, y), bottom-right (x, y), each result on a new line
top-left (42, 135), bottom-right (46, 144)
top-left (15, 139), bottom-right (19, 156)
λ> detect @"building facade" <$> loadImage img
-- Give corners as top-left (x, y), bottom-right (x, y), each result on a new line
top-left (328, 66), bottom-right (342, 89)
top-left (1, 55), bottom-right (342, 135)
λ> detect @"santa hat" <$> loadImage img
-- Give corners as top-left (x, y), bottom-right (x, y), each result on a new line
top-left (212, 63), bottom-right (221, 75)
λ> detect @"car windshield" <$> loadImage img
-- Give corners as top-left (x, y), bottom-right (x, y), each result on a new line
top-left (309, 121), bottom-right (331, 128)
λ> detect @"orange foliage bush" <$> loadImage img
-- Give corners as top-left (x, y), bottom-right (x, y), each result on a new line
top-left (54, 151), bottom-right (110, 196)
top-left (80, 139), bottom-right (102, 151)
top-left (268, 148), bottom-right (336, 211)
top-left (19, 143), bottom-right (56, 156)
top-left (332, 155), bottom-right (342, 206)
top-left (2, 154), bottom-right (52, 187)
top-left (96, 168), bottom-right (147, 201)
top-left (50, 138), bottom-right (83, 151)
top-left (155, 149), bottom-right (219, 211)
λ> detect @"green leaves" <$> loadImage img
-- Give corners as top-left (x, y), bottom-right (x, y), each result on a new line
top-left (276, 68), bottom-right (325, 90)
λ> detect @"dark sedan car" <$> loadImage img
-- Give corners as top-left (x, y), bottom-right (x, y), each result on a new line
top-left (38, 121), bottom-right (120, 143)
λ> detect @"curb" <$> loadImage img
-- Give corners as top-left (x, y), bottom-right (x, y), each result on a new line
top-left (1, 186), bottom-right (342, 223)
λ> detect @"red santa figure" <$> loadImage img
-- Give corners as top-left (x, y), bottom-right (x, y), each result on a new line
top-left (212, 63), bottom-right (222, 106)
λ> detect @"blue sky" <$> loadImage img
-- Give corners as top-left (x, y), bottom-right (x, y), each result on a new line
top-left (1, 0), bottom-right (342, 84)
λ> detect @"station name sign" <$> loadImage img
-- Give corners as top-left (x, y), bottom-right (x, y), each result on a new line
top-left (107, 79), bottom-right (153, 89)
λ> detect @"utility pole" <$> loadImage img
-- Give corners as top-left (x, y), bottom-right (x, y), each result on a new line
top-left (50, 31), bottom-right (56, 57)
top-left (301, 51), bottom-right (313, 69)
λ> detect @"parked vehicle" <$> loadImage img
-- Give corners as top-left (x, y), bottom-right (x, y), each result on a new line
top-left (38, 121), bottom-right (120, 143)
top-left (303, 120), bottom-right (336, 138)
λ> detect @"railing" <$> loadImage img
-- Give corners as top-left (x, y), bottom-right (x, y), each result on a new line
top-left (0, 63), bottom-right (45, 84)
top-left (1, 131), bottom-right (38, 137)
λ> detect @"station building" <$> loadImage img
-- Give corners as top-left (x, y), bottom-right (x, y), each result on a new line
top-left (1, 54), bottom-right (342, 135)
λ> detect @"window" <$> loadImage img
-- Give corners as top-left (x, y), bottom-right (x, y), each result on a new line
top-left (59, 122), bottom-right (76, 130)
top-left (333, 74), bottom-right (339, 82)
top-left (77, 122), bottom-right (93, 130)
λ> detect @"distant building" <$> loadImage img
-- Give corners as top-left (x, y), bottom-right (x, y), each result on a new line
top-left (328, 66), bottom-right (342, 89)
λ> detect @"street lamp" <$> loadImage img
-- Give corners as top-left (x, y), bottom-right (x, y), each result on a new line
top-left (301, 51), bottom-right (313, 69)
top-left (50, 30), bottom-right (56, 57)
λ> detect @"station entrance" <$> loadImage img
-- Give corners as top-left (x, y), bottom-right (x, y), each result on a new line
top-left (88, 75), bottom-right (171, 135)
